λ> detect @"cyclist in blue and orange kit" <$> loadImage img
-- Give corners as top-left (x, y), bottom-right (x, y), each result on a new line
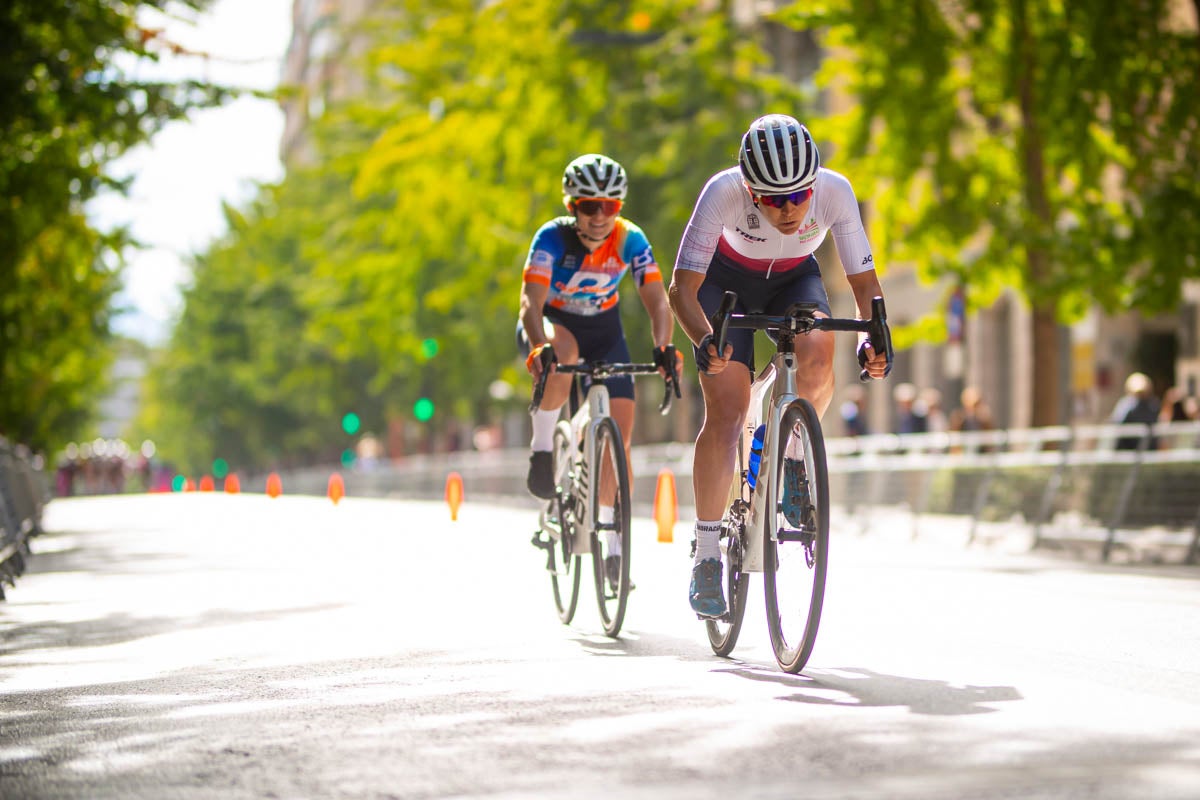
top-left (518, 154), bottom-right (677, 540)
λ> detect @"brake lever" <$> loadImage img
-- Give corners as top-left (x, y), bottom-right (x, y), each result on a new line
top-left (710, 291), bottom-right (738, 357)
top-left (858, 296), bottom-right (893, 382)
top-left (528, 344), bottom-right (557, 412)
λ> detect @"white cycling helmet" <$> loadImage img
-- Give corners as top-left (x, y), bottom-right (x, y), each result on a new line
top-left (562, 153), bottom-right (628, 199)
top-left (739, 114), bottom-right (820, 194)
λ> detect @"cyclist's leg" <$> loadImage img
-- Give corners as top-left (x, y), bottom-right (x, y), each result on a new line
top-left (519, 315), bottom-right (580, 499)
top-left (689, 274), bottom-right (753, 617)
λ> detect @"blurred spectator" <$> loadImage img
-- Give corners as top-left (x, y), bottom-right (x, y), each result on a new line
top-left (839, 386), bottom-right (870, 437)
top-left (950, 385), bottom-right (995, 433)
top-left (921, 387), bottom-right (949, 434)
top-left (1159, 386), bottom-right (1192, 423)
top-left (893, 382), bottom-right (928, 434)
top-left (1110, 372), bottom-right (1159, 451)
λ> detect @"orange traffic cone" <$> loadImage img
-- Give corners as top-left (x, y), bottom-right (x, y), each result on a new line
top-left (654, 469), bottom-right (677, 543)
top-left (183, 477), bottom-right (195, 492)
top-left (199, 475), bottom-right (215, 492)
top-left (327, 472), bottom-right (345, 505)
top-left (445, 472), bottom-right (464, 521)
top-left (265, 472), bottom-right (282, 498)
top-left (224, 474), bottom-right (240, 494)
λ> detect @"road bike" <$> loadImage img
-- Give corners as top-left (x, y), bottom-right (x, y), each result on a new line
top-left (529, 346), bottom-right (680, 637)
top-left (703, 291), bottom-right (892, 672)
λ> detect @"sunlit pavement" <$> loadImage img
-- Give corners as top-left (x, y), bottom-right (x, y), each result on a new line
top-left (1, 492), bottom-right (1198, 799)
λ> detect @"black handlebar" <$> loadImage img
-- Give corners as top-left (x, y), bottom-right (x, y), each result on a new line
top-left (530, 344), bottom-right (681, 415)
top-left (708, 290), bottom-right (893, 383)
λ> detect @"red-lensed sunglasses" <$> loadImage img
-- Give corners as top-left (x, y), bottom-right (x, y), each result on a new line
top-left (755, 187), bottom-right (813, 209)
top-left (572, 198), bottom-right (622, 216)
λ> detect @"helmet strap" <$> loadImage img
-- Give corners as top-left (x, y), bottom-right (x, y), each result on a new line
top-left (575, 225), bottom-right (610, 243)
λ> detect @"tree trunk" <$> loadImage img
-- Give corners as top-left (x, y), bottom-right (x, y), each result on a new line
top-left (1031, 300), bottom-right (1064, 427)
top-left (1013, 0), bottom-right (1063, 427)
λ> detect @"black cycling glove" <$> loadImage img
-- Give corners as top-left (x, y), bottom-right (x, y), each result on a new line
top-left (695, 334), bottom-right (716, 373)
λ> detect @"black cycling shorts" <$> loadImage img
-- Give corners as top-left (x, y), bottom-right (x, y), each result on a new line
top-left (695, 252), bottom-right (831, 377)
top-left (516, 304), bottom-right (635, 401)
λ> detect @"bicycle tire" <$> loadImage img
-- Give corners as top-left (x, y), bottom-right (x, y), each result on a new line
top-left (590, 417), bottom-right (632, 637)
top-left (705, 516), bottom-right (749, 656)
top-left (549, 422), bottom-right (582, 624)
top-left (706, 433), bottom-right (751, 655)
top-left (764, 398), bottom-right (830, 673)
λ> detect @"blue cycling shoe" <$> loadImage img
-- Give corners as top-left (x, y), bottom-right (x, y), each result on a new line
top-left (689, 558), bottom-right (726, 618)
top-left (781, 457), bottom-right (810, 528)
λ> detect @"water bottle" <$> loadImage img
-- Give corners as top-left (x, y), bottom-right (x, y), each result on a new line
top-left (747, 424), bottom-right (766, 490)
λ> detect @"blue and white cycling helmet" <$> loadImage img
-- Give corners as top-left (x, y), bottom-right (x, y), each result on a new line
top-left (563, 154), bottom-right (628, 199)
top-left (739, 115), bottom-right (820, 194)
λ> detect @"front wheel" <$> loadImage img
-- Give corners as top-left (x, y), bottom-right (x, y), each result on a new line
top-left (591, 417), bottom-right (631, 637)
top-left (549, 421), bottom-right (581, 624)
top-left (764, 398), bottom-right (830, 673)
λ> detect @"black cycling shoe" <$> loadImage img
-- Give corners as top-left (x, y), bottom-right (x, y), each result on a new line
top-left (526, 451), bottom-right (556, 500)
top-left (605, 555), bottom-right (621, 589)
top-left (604, 554), bottom-right (635, 593)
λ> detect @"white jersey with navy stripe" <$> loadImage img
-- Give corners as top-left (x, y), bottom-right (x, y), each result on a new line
top-left (673, 166), bottom-right (876, 278)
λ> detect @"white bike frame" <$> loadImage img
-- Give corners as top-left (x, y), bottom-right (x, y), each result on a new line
top-left (557, 382), bottom-right (614, 557)
top-left (738, 346), bottom-right (802, 572)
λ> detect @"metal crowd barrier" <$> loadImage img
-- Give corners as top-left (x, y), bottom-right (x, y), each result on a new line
top-left (825, 420), bottom-right (1200, 565)
top-left (0, 437), bottom-right (48, 600)
top-left (258, 420), bottom-right (1200, 566)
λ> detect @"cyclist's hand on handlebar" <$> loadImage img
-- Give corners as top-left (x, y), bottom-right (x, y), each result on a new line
top-left (695, 333), bottom-right (733, 376)
top-left (653, 344), bottom-right (683, 380)
top-left (857, 339), bottom-right (891, 380)
top-left (525, 342), bottom-right (556, 379)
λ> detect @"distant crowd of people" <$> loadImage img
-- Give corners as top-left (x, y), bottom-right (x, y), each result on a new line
top-left (839, 383), bottom-right (995, 438)
top-left (838, 371), bottom-right (1199, 449)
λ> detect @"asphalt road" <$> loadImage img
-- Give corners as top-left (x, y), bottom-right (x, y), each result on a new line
top-left (1, 493), bottom-right (1198, 799)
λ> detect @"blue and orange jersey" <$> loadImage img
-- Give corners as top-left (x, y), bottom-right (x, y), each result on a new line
top-left (522, 216), bottom-right (662, 316)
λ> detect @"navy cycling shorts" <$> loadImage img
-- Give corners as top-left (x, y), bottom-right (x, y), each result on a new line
top-left (516, 304), bottom-right (635, 401)
top-left (695, 253), bottom-right (831, 377)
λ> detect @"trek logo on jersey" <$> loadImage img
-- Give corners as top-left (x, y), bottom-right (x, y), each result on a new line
top-left (735, 225), bottom-right (767, 243)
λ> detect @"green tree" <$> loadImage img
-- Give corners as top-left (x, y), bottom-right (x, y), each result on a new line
top-left (780, 0), bottom-right (1200, 425)
top-left (143, 0), bottom-right (813, 470)
top-left (0, 0), bottom-right (229, 450)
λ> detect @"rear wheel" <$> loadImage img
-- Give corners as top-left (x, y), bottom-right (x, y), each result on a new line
top-left (591, 417), bottom-right (632, 637)
top-left (705, 515), bottom-right (749, 656)
top-left (764, 399), bottom-right (830, 673)
top-left (549, 422), bottom-right (581, 623)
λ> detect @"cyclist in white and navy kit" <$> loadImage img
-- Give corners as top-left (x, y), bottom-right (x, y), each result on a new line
top-left (518, 154), bottom-right (677, 530)
top-left (667, 115), bottom-right (892, 618)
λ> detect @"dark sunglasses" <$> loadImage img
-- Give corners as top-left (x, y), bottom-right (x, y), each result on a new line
top-left (755, 187), bottom-right (813, 209)
top-left (573, 198), bottom-right (622, 216)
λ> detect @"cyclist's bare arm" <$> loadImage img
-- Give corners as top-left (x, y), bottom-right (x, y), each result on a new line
top-left (847, 269), bottom-right (890, 380)
top-left (635, 279), bottom-right (676, 378)
top-left (635, 279), bottom-right (673, 349)
top-left (519, 281), bottom-right (554, 380)
top-left (668, 268), bottom-right (733, 375)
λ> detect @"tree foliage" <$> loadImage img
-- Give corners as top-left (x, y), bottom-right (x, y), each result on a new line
top-left (777, 0), bottom-right (1200, 424)
top-left (0, 0), bottom-right (229, 450)
top-left (145, 0), bottom-right (809, 473)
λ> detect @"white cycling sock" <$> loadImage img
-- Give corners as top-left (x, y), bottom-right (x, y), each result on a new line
top-left (693, 520), bottom-right (722, 564)
top-left (599, 506), bottom-right (619, 555)
top-left (530, 408), bottom-right (560, 452)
